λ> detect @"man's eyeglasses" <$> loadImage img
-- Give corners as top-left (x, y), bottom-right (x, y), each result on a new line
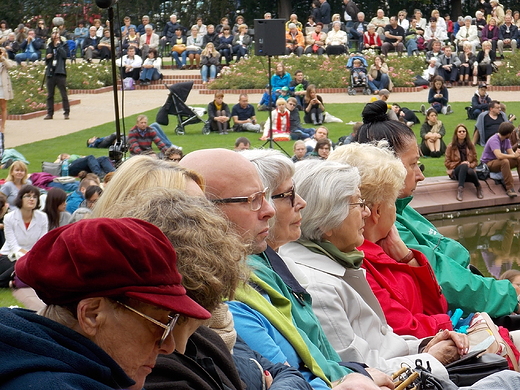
top-left (116, 301), bottom-right (179, 347)
top-left (212, 188), bottom-right (268, 211)
top-left (350, 199), bottom-right (367, 210)
top-left (271, 185), bottom-right (296, 207)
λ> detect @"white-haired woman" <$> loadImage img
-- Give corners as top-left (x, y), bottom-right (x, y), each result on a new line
top-left (455, 16), bottom-right (479, 53)
top-left (329, 143), bottom-right (452, 339)
top-left (279, 159), bottom-right (468, 379)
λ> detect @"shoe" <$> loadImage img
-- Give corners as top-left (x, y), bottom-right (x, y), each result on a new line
top-left (456, 186), bottom-right (464, 201)
top-left (476, 186), bottom-right (483, 199)
top-left (43, 115), bottom-right (53, 120)
top-left (64, 113), bottom-right (69, 120)
top-left (223, 131), bottom-right (228, 135)
top-left (2, 158), bottom-right (14, 170)
top-left (446, 105), bottom-right (453, 115)
top-left (446, 82), bottom-right (452, 88)
top-left (219, 131), bottom-right (225, 135)
top-left (406, 121), bottom-right (414, 128)
top-left (507, 189), bottom-right (518, 198)
top-left (420, 104), bottom-right (426, 115)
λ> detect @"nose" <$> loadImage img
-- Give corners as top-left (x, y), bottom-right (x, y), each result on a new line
top-left (295, 193), bottom-right (307, 210)
top-left (158, 331), bottom-right (176, 354)
top-left (260, 198), bottom-right (275, 220)
top-left (415, 165), bottom-right (425, 182)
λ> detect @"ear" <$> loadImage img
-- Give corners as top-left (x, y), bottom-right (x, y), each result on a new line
top-left (369, 203), bottom-right (382, 225)
top-left (75, 297), bottom-right (109, 338)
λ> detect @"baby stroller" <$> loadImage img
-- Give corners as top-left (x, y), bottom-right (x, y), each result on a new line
top-left (346, 55), bottom-right (371, 96)
top-left (156, 81), bottom-right (211, 135)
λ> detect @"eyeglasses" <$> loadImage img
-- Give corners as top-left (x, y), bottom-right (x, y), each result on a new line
top-left (272, 185), bottom-right (296, 207)
top-left (350, 199), bottom-right (367, 210)
top-left (116, 301), bottom-right (179, 347)
top-left (212, 187), bottom-right (268, 211)
top-left (22, 194), bottom-right (38, 200)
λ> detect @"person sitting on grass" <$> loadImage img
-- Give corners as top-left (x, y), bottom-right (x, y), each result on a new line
top-left (128, 115), bottom-right (169, 156)
top-left (420, 75), bottom-right (452, 115)
top-left (55, 153), bottom-right (115, 180)
top-left (208, 91), bottom-right (231, 134)
top-left (163, 147), bottom-right (183, 162)
top-left (420, 107), bottom-right (446, 157)
top-left (303, 84), bottom-right (324, 125)
top-left (287, 97), bottom-right (315, 140)
top-left (231, 94), bottom-right (261, 133)
top-left (260, 98), bottom-right (291, 141)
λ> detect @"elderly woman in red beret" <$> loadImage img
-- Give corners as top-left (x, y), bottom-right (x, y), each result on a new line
top-left (0, 218), bottom-right (209, 390)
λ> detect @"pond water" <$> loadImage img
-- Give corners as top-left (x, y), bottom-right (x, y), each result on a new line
top-left (428, 205), bottom-right (520, 279)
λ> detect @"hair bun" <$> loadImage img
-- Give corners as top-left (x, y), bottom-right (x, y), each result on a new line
top-left (362, 100), bottom-right (389, 124)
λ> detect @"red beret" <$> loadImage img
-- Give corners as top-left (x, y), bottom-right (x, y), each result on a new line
top-left (15, 218), bottom-right (210, 320)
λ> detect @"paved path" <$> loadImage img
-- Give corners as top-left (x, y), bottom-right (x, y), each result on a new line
top-left (4, 69), bottom-right (519, 148)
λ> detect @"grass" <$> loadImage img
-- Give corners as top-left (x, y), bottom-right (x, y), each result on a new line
top-left (0, 288), bottom-right (23, 307)
top-left (12, 101), bottom-right (520, 178)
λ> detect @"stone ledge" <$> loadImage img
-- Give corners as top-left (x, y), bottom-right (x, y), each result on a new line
top-left (200, 86), bottom-right (425, 94)
top-left (68, 86), bottom-right (112, 94)
top-left (7, 99), bottom-right (81, 120)
top-left (410, 175), bottom-right (520, 215)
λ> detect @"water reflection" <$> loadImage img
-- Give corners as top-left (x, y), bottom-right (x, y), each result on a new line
top-left (429, 210), bottom-right (520, 278)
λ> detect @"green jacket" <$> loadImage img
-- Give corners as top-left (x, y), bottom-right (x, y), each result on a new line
top-left (395, 196), bottom-right (518, 317)
top-left (244, 253), bottom-right (352, 382)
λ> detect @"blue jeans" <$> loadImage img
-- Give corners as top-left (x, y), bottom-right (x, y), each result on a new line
top-left (367, 73), bottom-right (389, 92)
top-left (15, 52), bottom-right (38, 65)
top-left (201, 64), bottom-right (217, 82)
top-left (406, 38), bottom-right (418, 56)
top-left (172, 51), bottom-right (187, 67)
top-left (290, 127), bottom-right (315, 140)
top-left (150, 122), bottom-right (174, 148)
top-left (219, 48), bottom-right (232, 64)
top-left (232, 45), bottom-right (248, 62)
top-left (69, 155), bottom-right (115, 177)
top-left (140, 67), bottom-right (161, 81)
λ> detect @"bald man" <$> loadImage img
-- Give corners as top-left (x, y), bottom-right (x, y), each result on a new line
top-left (180, 149), bottom-right (274, 254)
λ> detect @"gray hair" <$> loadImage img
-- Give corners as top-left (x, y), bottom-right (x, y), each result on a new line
top-left (145, 24), bottom-right (153, 30)
top-left (464, 15), bottom-right (472, 22)
top-left (294, 160), bottom-right (360, 241)
top-left (367, 23), bottom-right (376, 29)
top-left (241, 149), bottom-right (295, 202)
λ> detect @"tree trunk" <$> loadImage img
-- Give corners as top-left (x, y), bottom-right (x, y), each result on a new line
top-left (278, 0), bottom-right (292, 20)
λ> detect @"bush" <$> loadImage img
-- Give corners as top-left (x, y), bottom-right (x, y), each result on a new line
top-left (209, 53), bottom-right (426, 90)
top-left (491, 52), bottom-right (520, 86)
top-left (8, 62), bottom-right (112, 115)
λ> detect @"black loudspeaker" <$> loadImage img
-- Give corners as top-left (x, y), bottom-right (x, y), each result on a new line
top-left (254, 19), bottom-right (286, 56)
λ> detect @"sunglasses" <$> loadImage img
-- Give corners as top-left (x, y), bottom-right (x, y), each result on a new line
top-left (212, 187), bottom-right (268, 211)
top-left (271, 185), bottom-right (296, 207)
top-left (116, 301), bottom-right (179, 347)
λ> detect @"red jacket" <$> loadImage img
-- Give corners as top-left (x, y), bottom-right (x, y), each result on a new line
top-left (359, 239), bottom-right (452, 338)
top-left (363, 31), bottom-right (382, 47)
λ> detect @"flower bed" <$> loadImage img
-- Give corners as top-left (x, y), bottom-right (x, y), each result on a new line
top-left (209, 53), bottom-right (426, 90)
top-left (491, 52), bottom-right (520, 86)
top-left (8, 63), bottom-right (112, 115)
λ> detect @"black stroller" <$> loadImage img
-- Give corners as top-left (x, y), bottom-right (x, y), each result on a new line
top-left (156, 81), bottom-right (211, 135)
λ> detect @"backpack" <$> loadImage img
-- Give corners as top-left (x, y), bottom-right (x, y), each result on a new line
top-left (475, 161), bottom-right (490, 181)
top-left (122, 77), bottom-right (135, 91)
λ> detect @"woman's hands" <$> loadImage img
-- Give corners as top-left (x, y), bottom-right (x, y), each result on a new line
top-left (423, 329), bottom-right (469, 365)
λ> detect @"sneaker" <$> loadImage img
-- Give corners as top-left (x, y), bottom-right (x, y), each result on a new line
top-left (446, 105), bottom-right (453, 115)
top-left (406, 121), bottom-right (414, 128)
top-left (420, 104), bottom-right (426, 115)
top-left (507, 189), bottom-right (518, 198)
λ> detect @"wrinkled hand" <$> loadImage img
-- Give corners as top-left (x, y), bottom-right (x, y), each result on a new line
top-left (377, 225), bottom-right (408, 261)
top-left (366, 368), bottom-right (395, 389)
top-left (423, 329), bottom-right (468, 365)
top-left (333, 372), bottom-right (394, 390)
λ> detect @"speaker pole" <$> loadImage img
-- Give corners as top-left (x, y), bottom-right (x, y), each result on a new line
top-left (96, 0), bottom-right (125, 164)
top-left (261, 55), bottom-right (289, 156)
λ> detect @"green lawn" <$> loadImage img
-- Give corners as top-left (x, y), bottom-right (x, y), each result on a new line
top-left (9, 101), bottom-right (520, 179)
top-left (0, 288), bottom-right (23, 307)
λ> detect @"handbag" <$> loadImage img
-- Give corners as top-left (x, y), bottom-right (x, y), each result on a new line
top-left (172, 44), bottom-right (186, 53)
top-left (42, 161), bottom-right (62, 176)
top-left (446, 349), bottom-right (509, 386)
top-left (465, 312), bottom-right (519, 371)
top-left (475, 161), bottom-right (490, 180)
